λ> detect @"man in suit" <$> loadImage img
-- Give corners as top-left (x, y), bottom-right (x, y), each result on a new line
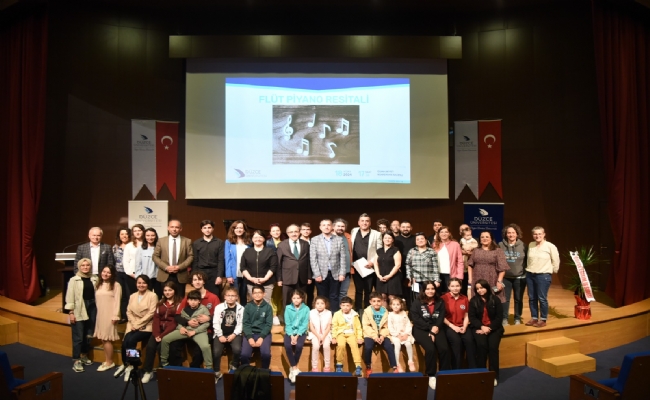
top-left (276, 224), bottom-right (311, 307)
top-left (333, 218), bottom-right (352, 302)
top-left (153, 219), bottom-right (194, 297)
top-left (350, 213), bottom-right (383, 313)
top-left (74, 227), bottom-right (114, 274)
top-left (309, 219), bottom-right (347, 312)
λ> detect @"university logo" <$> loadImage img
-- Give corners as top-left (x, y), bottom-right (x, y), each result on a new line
top-left (144, 206), bottom-right (154, 214)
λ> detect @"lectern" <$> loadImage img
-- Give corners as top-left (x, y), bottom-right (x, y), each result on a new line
top-left (55, 253), bottom-right (76, 311)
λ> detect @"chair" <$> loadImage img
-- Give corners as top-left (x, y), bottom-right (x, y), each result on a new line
top-left (569, 351), bottom-right (650, 400)
top-left (157, 366), bottom-right (216, 400)
top-left (0, 350), bottom-right (63, 400)
top-left (223, 369), bottom-right (284, 400)
top-left (291, 372), bottom-right (361, 400)
top-left (367, 373), bottom-right (428, 400)
top-left (434, 368), bottom-right (495, 400)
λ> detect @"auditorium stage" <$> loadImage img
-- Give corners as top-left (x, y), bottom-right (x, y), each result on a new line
top-left (2, 286), bottom-right (649, 372)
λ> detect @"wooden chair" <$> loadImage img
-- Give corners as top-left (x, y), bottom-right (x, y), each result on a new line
top-left (367, 373), bottom-right (428, 400)
top-left (569, 351), bottom-right (650, 400)
top-left (291, 372), bottom-right (361, 400)
top-left (434, 368), bottom-right (495, 400)
top-left (0, 350), bottom-right (63, 400)
top-left (157, 366), bottom-right (216, 400)
top-left (223, 369), bottom-right (285, 400)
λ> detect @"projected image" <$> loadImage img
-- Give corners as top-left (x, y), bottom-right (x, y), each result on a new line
top-left (272, 105), bottom-right (360, 165)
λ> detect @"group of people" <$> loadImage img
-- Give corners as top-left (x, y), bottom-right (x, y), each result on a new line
top-left (65, 215), bottom-right (560, 389)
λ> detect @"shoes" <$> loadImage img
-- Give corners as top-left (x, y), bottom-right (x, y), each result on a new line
top-left (142, 372), bottom-right (153, 384)
top-left (113, 364), bottom-right (126, 378)
top-left (124, 365), bottom-right (134, 382)
top-left (408, 361), bottom-right (416, 372)
top-left (429, 377), bottom-right (436, 390)
top-left (393, 368), bottom-right (400, 374)
top-left (214, 371), bottom-right (223, 383)
top-left (79, 355), bottom-right (93, 366)
top-left (365, 367), bottom-right (372, 377)
top-left (97, 363), bottom-right (115, 372)
top-left (396, 365), bottom-right (404, 373)
top-left (502, 318), bottom-right (509, 326)
top-left (494, 378), bottom-right (498, 387)
top-left (288, 369), bottom-right (295, 383)
top-left (335, 364), bottom-right (343, 373)
top-left (322, 366), bottom-right (331, 372)
top-left (228, 364), bottom-right (237, 373)
top-left (118, 318), bottom-right (127, 324)
top-left (514, 320), bottom-right (521, 325)
top-left (535, 320), bottom-right (547, 328)
top-left (525, 319), bottom-right (538, 326)
top-left (354, 366), bottom-right (362, 377)
top-left (72, 360), bottom-right (84, 373)
top-left (311, 366), bottom-right (320, 372)
top-left (273, 316), bottom-right (281, 326)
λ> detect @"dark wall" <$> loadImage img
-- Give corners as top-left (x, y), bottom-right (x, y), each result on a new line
top-left (37, 1), bottom-right (607, 291)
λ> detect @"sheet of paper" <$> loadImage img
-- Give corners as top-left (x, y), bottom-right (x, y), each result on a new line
top-left (353, 258), bottom-right (375, 278)
top-left (412, 282), bottom-right (420, 293)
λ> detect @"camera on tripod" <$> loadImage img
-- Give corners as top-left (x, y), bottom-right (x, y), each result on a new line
top-left (125, 349), bottom-right (142, 367)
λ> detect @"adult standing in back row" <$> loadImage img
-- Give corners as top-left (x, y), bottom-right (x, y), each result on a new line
top-left (153, 219), bottom-right (194, 298)
top-left (350, 213), bottom-right (382, 314)
top-left (498, 224), bottom-right (527, 326)
top-left (310, 219), bottom-right (347, 312)
top-left (525, 226), bottom-right (559, 328)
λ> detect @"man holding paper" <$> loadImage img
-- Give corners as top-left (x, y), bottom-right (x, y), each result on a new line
top-left (350, 213), bottom-right (383, 314)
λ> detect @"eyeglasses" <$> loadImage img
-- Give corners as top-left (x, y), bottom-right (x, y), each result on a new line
top-left (415, 232), bottom-right (425, 236)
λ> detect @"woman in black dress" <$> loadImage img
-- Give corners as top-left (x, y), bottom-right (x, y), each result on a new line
top-left (373, 231), bottom-right (402, 307)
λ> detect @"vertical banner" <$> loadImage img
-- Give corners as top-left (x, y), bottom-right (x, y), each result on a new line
top-left (131, 120), bottom-right (179, 200)
top-left (454, 121), bottom-right (479, 199)
top-left (478, 120), bottom-right (502, 198)
top-left (128, 201), bottom-right (169, 235)
top-left (464, 202), bottom-right (504, 243)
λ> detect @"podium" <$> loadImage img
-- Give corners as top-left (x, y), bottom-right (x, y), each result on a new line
top-left (55, 253), bottom-right (76, 311)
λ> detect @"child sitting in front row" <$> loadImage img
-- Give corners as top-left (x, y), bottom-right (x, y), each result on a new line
top-left (388, 296), bottom-right (416, 372)
top-left (308, 296), bottom-right (332, 372)
top-left (160, 290), bottom-right (213, 369)
top-left (362, 292), bottom-right (398, 376)
top-left (332, 296), bottom-right (363, 376)
top-left (284, 289), bottom-right (310, 383)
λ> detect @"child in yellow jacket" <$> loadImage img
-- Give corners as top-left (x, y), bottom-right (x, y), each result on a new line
top-left (331, 296), bottom-right (363, 376)
top-left (362, 292), bottom-right (398, 376)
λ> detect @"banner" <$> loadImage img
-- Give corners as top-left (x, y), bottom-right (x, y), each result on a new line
top-left (131, 120), bottom-right (179, 199)
top-left (464, 202), bottom-right (504, 243)
top-left (128, 201), bottom-right (169, 235)
top-left (569, 251), bottom-right (596, 302)
top-left (454, 120), bottom-right (502, 199)
top-left (454, 121), bottom-right (479, 199)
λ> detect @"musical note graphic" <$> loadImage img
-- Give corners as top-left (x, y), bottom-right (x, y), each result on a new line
top-left (283, 115), bottom-right (294, 139)
top-left (320, 124), bottom-right (331, 139)
top-left (336, 118), bottom-right (349, 136)
top-left (327, 143), bottom-right (337, 159)
top-left (296, 138), bottom-right (309, 155)
top-left (307, 113), bottom-right (316, 128)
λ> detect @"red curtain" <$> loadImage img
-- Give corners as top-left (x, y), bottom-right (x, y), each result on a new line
top-left (592, 1), bottom-right (650, 306)
top-left (0, 11), bottom-right (48, 303)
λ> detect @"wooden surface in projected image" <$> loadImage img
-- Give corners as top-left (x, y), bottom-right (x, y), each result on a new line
top-left (272, 105), bottom-right (360, 165)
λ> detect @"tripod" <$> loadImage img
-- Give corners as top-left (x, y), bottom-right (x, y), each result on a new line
top-left (120, 363), bottom-right (147, 400)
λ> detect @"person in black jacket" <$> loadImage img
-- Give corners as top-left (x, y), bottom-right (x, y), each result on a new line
top-left (241, 230), bottom-right (278, 305)
top-left (409, 280), bottom-right (451, 390)
top-left (469, 278), bottom-right (504, 386)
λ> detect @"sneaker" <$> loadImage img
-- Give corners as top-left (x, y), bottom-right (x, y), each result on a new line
top-left (494, 378), bottom-right (498, 387)
top-left (288, 369), bottom-right (296, 383)
top-left (322, 366), bottom-right (331, 372)
top-left (311, 366), bottom-right (320, 372)
top-left (228, 364), bottom-right (237, 373)
top-left (502, 318), bottom-right (509, 326)
top-left (408, 361), bottom-right (416, 372)
top-left (393, 368), bottom-right (400, 374)
top-left (97, 363), bottom-right (115, 372)
top-left (396, 365), bottom-right (404, 373)
top-left (535, 320), bottom-right (547, 328)
top-left (80, 355), bottom-right (93, 365)
top-left (124, 365), bottom-right (134, 382)
top-left (142, 372), bottom-right (153, 384)
top-left (514, 320), bottom-right (521, 325)
top-left (429, 377), bottom-right (436, 390)
top-left (365, 367), bottom-right (372, 377)
top-left (525, 319), bottom-right (538, 326)
top-left (273, 316), bottom-right (281, 326)
top-left (354, 366), bottom-right (362, 377)
top-left (113, 364), bottom-right (126, 378)
top-left (335, 364), bottom-right (343, 373)
top-left (72, 360), bottom-right (84, 373)
top-left (214, 371), bottom-right (223, 383)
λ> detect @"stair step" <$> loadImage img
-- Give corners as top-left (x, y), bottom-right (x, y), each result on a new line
top-left (529, 353), bottom-right (596, 378)
top-left (527, 337), bottom-right (580, 359)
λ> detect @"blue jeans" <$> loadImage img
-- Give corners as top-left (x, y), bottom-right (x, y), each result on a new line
top-left (71, 299), bottom-right (96, 359)
top-left (339, 273), bottom-right (351, 303)
top-left (527, 273), bottom-right (552, 321)
top-left (503, 276), bottom-right (527, 322)
top-left (363, 337), bottom-right (397, 368)
top-left (233, 277), bottom-right (249, 307)
top-left (241, 334), bottom-right (272, 369)
top-left (284, 334), bottom-right (307, 367)
top-left (316, 272), bottom-right (341, 312)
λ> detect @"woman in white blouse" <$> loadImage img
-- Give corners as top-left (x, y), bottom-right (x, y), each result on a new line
top-left (525, 226), bottom-right (560, 328)
top-left (122, 224), bottom-right (144, 300)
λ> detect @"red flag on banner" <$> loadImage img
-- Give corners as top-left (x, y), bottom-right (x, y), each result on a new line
top-left (155, 121), bottom-right (179, 199)
top-left (478, 120), bottom-right (502, 198)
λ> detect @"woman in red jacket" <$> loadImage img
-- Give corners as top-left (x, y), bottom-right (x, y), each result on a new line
top-left (141, 281), bottom-right (182, 383)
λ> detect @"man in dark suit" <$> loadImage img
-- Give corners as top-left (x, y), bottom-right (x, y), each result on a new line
top-left (153, 219), bottom-right (194, 297)
top-left (74, 227), bottom-right (114, 274)
top-left (276, 224), bottom-right (311, 306)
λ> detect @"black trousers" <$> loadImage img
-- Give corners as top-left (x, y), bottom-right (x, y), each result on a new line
top-left (200, 267), bottom-right (221, 299)
top-left (473, 327), bottom-right (503, 379)
top-left (445, 326), bottom-right (477, 369)
top-left (164, 274), bottom-right (185, 298)
top-left (411, 328), bottom-right (451, 376)
top-left (352, 270), bottom-right (375, 312)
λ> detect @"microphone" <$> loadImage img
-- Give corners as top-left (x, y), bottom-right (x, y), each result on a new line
top-left (62, 241), bottom-right (87, 253)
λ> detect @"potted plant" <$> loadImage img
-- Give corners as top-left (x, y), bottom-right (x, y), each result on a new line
top-left (563, 246), bottom-right (606, 320)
